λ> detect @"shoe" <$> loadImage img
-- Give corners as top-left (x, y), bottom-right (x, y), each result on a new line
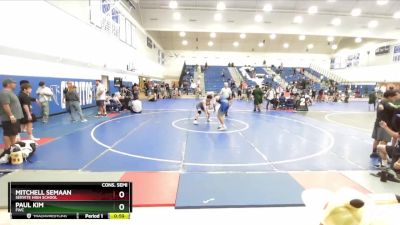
top-left (95, 114), bottom-right (102, 118)
top-left (370, 152), bottom-right (379, 158)
top-left (0, 154), bottom-right (9, 164)
top-left (81, 119), bottom-right (88, 123)
top-left (102, 114), bottom-right (107, 117)
top-left (218, 126), bottom-right (227, 131)
top-left (193, 120), bottom-right (198, 125)
top-left (207, 119), bottom-right (212, 122)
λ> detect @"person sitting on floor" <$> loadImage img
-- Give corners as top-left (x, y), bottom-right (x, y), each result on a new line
top-left (278, 93), bottom-right (286, 109)
top-left (130, 99), bottom-right (142, 113)
top-left (106, 94), bottom-right (123, 112)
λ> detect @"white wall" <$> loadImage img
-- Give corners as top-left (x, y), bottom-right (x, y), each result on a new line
top-left (334, 39), bottom-right (400, 67)
top-left (333, 64), bottom-right (400, 82)
top-left (0, 0), bottom-right (165, 80)
top-left (330, 39), bottom-right (400, 82)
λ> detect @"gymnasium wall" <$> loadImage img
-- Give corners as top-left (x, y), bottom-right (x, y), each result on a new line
top-left (330, 39), bottom-right (400, 82)
top-left (0, 0), bottom-right (165, 82)
top-left (0, 55), bottom-right (135, 116)
top-left (333, 39), bottom-right (400, 68)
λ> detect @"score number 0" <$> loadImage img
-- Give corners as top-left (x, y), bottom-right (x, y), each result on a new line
top-left (118, 191), bottom-right (126, 211)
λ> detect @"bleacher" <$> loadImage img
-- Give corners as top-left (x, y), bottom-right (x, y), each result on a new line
top-left (236, 66), bottom-right (257, 87)
top-left (204, 66), bottom-right (232, 92)
top-left (260, 67), bottom-right (282, 88)
top-left (254, 67), bottom-right (267, 75)
top-left (306, 68), bottom-right (375, 95)
top-left (179, 65), bottom-right (195, 87)
top-left (281, 68), bottom-right (306, 83)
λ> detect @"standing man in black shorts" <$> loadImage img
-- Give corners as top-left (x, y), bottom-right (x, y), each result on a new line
top-left (371, 90), bottom-right (399, 158)
top-left (0, 78), bottom-right (24, 150)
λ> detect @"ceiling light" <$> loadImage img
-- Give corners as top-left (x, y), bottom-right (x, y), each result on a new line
top-left (331, 17), bottom-right (341, 26)
top-left (307, 44), bottom-right (314, 49)
top-left (308, 6), bottom-right (318, 15)
top-left (210, 32), bottom-right (217, 38)
top-left (283, 43), bottom-right (289, 49)
top-left (263, 4), bottom-right (273, 12)
top-left (217, 1), bottom-right (226, 11)
top-left (179, 31), bottom-right (186, 37)
top-left (394, 11), bottom-right (400, 19)
top-left (299, 35), bottom-right (306, 41)
top-left (331, 44), bottom-right (338, 50)
top-left (258, 42), bottom-right (264, 47)
top-left (293, 15), bottom-right (303, 24)
top-left (355, 37), bottom-right (362, 43)
top-left (269, 33), bottom-right (276, 40)
top-left (254, 14), bottom-right (263, 23)
top-left (376, 0), bottom-right (389, 6)
top-left (351, 8), bottom-right (362, 17)
top-left (214, 13), bottom-right (222, 21)
top-left (233, 41), bottom-right (239, 47)
top-left (368, 20), bottom-right (379, 28)
top-left (182, 40), bottom-right (188, 46)
top-left (327, 36), bottom-right (335, 42)
top-left (173, 12), bottom-right (181, 20)
top-left (240, 33), bottom-right (246, 39)
top-left (208, 41), bottom-right (214, 47)
top-left (169, 1), bottom-right (178, 9)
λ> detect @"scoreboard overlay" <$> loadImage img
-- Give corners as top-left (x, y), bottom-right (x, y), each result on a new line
top-left (8, 182), bottom-right (132, 219)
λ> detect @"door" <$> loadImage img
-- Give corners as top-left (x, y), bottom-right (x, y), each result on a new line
top-left (101, 75), bottom-right (109, 92)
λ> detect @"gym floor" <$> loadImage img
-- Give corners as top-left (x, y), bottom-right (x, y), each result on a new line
top-left (0, 99), bottom-right (398, 210)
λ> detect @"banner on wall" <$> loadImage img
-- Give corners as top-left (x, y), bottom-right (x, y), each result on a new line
top-left (375, 45), bottom-right (391, 56)
top-left (147, 37), bottom-right (153, 49)
top-left (393, 45), bottom-right (400, 62)
top-left (0, 75), bottom-right (95, 116)
top-left (346, 53), bottom-right (360, 68)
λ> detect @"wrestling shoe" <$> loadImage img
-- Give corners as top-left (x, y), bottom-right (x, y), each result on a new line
top-left (218, 125), bottom-right (227, 131)
top-left (193, 120), bottom-right (199, 125)
top-left (370, 152), bottom-right (379, 158)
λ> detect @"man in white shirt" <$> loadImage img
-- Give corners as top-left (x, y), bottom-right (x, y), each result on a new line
top-left (36, 81), bottom-right (53, 123)
top-left (95, 80), bottom-right (106, 117)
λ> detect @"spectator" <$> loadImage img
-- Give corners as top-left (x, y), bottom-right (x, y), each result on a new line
top-left (63, 81), bottom-right (73, 120)
top-left (132, 83), bottom-right (139, 100)
top-left (371, 90), bottom-right (399, 158)
top-left (36, 81), bottom-right (53, 123)
top-left (19, 83), bottom-right (39, 141)
top-left (377, 120), bottom-right (400, 175)
top-left (95, 80), bottom-right (106, 117)
top-left (279, 93), bottom-right (286, 107)
top-left (369, 91), bottom-right (377, 111)
top-left (252, 85), bottom-right (263, 112)
top-left (20, 80), bottom-right (36, 103)
top-left (65, 85), bottom-right (87, 122)
top-left (265, 88), bottom-right (276, 110)
top-left (0, 78), bottom-right (23, 150)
